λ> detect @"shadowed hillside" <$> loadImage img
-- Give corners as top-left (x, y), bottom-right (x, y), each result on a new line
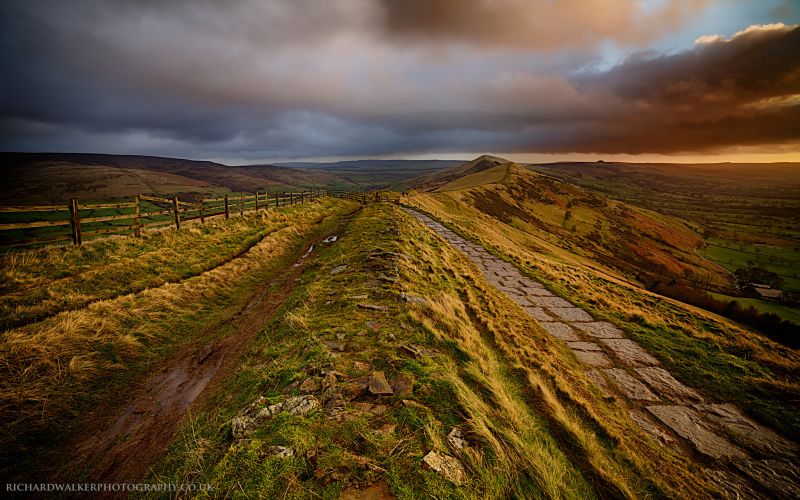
top-left (0, 153), bottom-right (346, 204)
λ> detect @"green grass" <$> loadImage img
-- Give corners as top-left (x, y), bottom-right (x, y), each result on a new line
top-left (147, 203), bottom-right (709, 498)
top-left (709, 292), bottom-right (800, 324)
top-left (0, 199), bottom-right (355, 478)
top-left (701, 237), bottom-right (800, 292)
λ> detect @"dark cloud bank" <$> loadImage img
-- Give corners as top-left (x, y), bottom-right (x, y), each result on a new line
top-left (0, 0), bottom-right (798, 159)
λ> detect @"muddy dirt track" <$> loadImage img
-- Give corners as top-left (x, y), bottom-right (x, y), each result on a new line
top-left (48, 209), bottom-right (359, 488)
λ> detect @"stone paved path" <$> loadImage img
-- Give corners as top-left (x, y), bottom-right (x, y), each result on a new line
top-left (404, 208), bottom-right (800, 498)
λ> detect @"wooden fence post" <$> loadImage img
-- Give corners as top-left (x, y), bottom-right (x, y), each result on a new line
top-left (224, 194), bottom-right (230, 219)
top-left (240, 193), bottom-right (244, 215)
top-left (274, 191), bottom-right (279, 208)
top-left (68, 197), bottom-right (82, 246)
top-left (173, 195), bottom-right (181, 230)
top-left (134, 195), bottom-right (141, 237)
top-left (198, 196), bottom-right (205, 224)
top-left (255, 191), bottom-right (259, 211)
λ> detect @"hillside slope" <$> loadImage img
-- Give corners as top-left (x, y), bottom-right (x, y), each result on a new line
top-left (0, 153), bottom-right (343, 204)
top-left (404, 167), bottom-right (800, 446)
top-left (413, 159), bottom-right (732, 292)
top-left (401, 155), bottom-right (511, 192)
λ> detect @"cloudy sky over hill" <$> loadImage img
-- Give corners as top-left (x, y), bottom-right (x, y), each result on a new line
top-left (1, 0), bottom-right (798, 162)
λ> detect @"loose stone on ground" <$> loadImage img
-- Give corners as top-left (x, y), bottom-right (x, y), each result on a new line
top-left (421, 451), bottom-right (467, 485)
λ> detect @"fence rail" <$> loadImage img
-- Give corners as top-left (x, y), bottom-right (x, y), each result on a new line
top-left (0, 188), bottom-right (328, 248)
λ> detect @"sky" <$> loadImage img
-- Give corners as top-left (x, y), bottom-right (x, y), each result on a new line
top-left (1, 0), bottom-right (799, 164)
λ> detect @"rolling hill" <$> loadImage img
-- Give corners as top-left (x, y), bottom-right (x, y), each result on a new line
top-left (407, 158), bottom-right (732, 293)
top-left (0, 153), bottom-right (345, 204)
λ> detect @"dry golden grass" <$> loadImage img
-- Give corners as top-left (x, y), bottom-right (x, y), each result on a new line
top-left (405, 182), bottom-right (800, 442)
top-left (396, 209), bottom-right (712, 497)
top-left (0, 199), bottom-right (354, 460)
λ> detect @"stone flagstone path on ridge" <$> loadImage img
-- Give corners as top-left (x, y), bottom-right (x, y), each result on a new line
top-left (403, 207), bottom-right (799, 498)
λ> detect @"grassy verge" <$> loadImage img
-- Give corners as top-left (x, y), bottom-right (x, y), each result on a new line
top-left (406, 192), bottom-right (800, 442)
top-left (0, 198), bottom-right (356, 476)
top-left (0, 204), bottom-right (328, 330)
top-left (147, 203), bottom-right (710, 498)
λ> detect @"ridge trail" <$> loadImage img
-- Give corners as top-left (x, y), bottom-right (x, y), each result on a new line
top-left (404, 207), bottom-right (800, 499)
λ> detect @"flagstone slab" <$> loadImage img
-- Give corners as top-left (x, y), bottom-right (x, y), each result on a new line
top-left (574, 321), bottom-right (624, 339)
top-left (527, 296), bottom-right (574, 309)
top-left (636, 367), bottom-right (703, 403)
top-left (586, 370), bottom-right (614, 398)
top-left (630, 410), bottom-right (678, 448)
top-left (568, 341), bottom-right (603, 351)
top-left (599, 338), bottom-right (659, 366)
top-left (539, 322), bottom-right (579, 341)
top-left (602, 368), bottom-right (659, 401)
top-left (548, 307), bottom-right (594, 322)
top-left (573, 350), bottom-right (612, 367)
top-left (694, 403), bottom-right (798, 457)
top-left (646, 405), bottom-right (748, 460)
top-left (733, 459), bottom-right (800, 498)
top-left (522, 306), bottom-right (552, 321)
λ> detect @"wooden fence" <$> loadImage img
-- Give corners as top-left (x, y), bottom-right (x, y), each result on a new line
top-left (0, 188), bottom-right (327, 248)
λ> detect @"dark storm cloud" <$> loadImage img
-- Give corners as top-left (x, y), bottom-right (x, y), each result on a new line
top-left (0, 0), bottom-right (797, 159)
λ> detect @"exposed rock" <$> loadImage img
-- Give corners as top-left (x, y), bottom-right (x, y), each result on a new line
top-left (704, 468), bottom-right (762, 499)
top-left (539, 322), bottom-right (579, 342)
top-left (599, 338), bottom-right (659, 366)
top-left (636, 367), bottom-right (703, 403)
top-left (447, 428), bottom-right (468, 452)
top-left (275, 395), bottom-right (321, 417)
top-left (421, 451), bottom-right (467, 485)
top-left (350, 294), bottom-right (369, 300)
top-left (322, 235), bottom-right (338, 243)
top-left (358, 303), bottom-right (389, 312)
top-left (231, 415), bottom-right (258, 439)
top-left (353, 361), bottom-right (371, 372)
top-left (694, 403), bottom-right (798, 457)
top-left (264, 445), bottom-right (295, 458)
top-left (379, 274), bottom-right (399, 283)
top-left (321, 372), bottom-right (337, 391)
top-left (601, 368), bottom-right (659, 401)
top-left (574, 321), bottom-right (624, 339)
top-left (323, 340), bottom-right (346, 352)
top-left (368, 371), bottom-right (394, 395)
top-left (300, 377), bottom-right (320, 394)
top-left (339, 481), bottom-right (395, 500)
top-left (646, 405), bottom-right (748, 460)
top-left (331, 265), bottom-right (348, 274)
top-left (733, 459), bottom-right (800, 498)
top-left (390, 373), bottom-right (414, 397)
